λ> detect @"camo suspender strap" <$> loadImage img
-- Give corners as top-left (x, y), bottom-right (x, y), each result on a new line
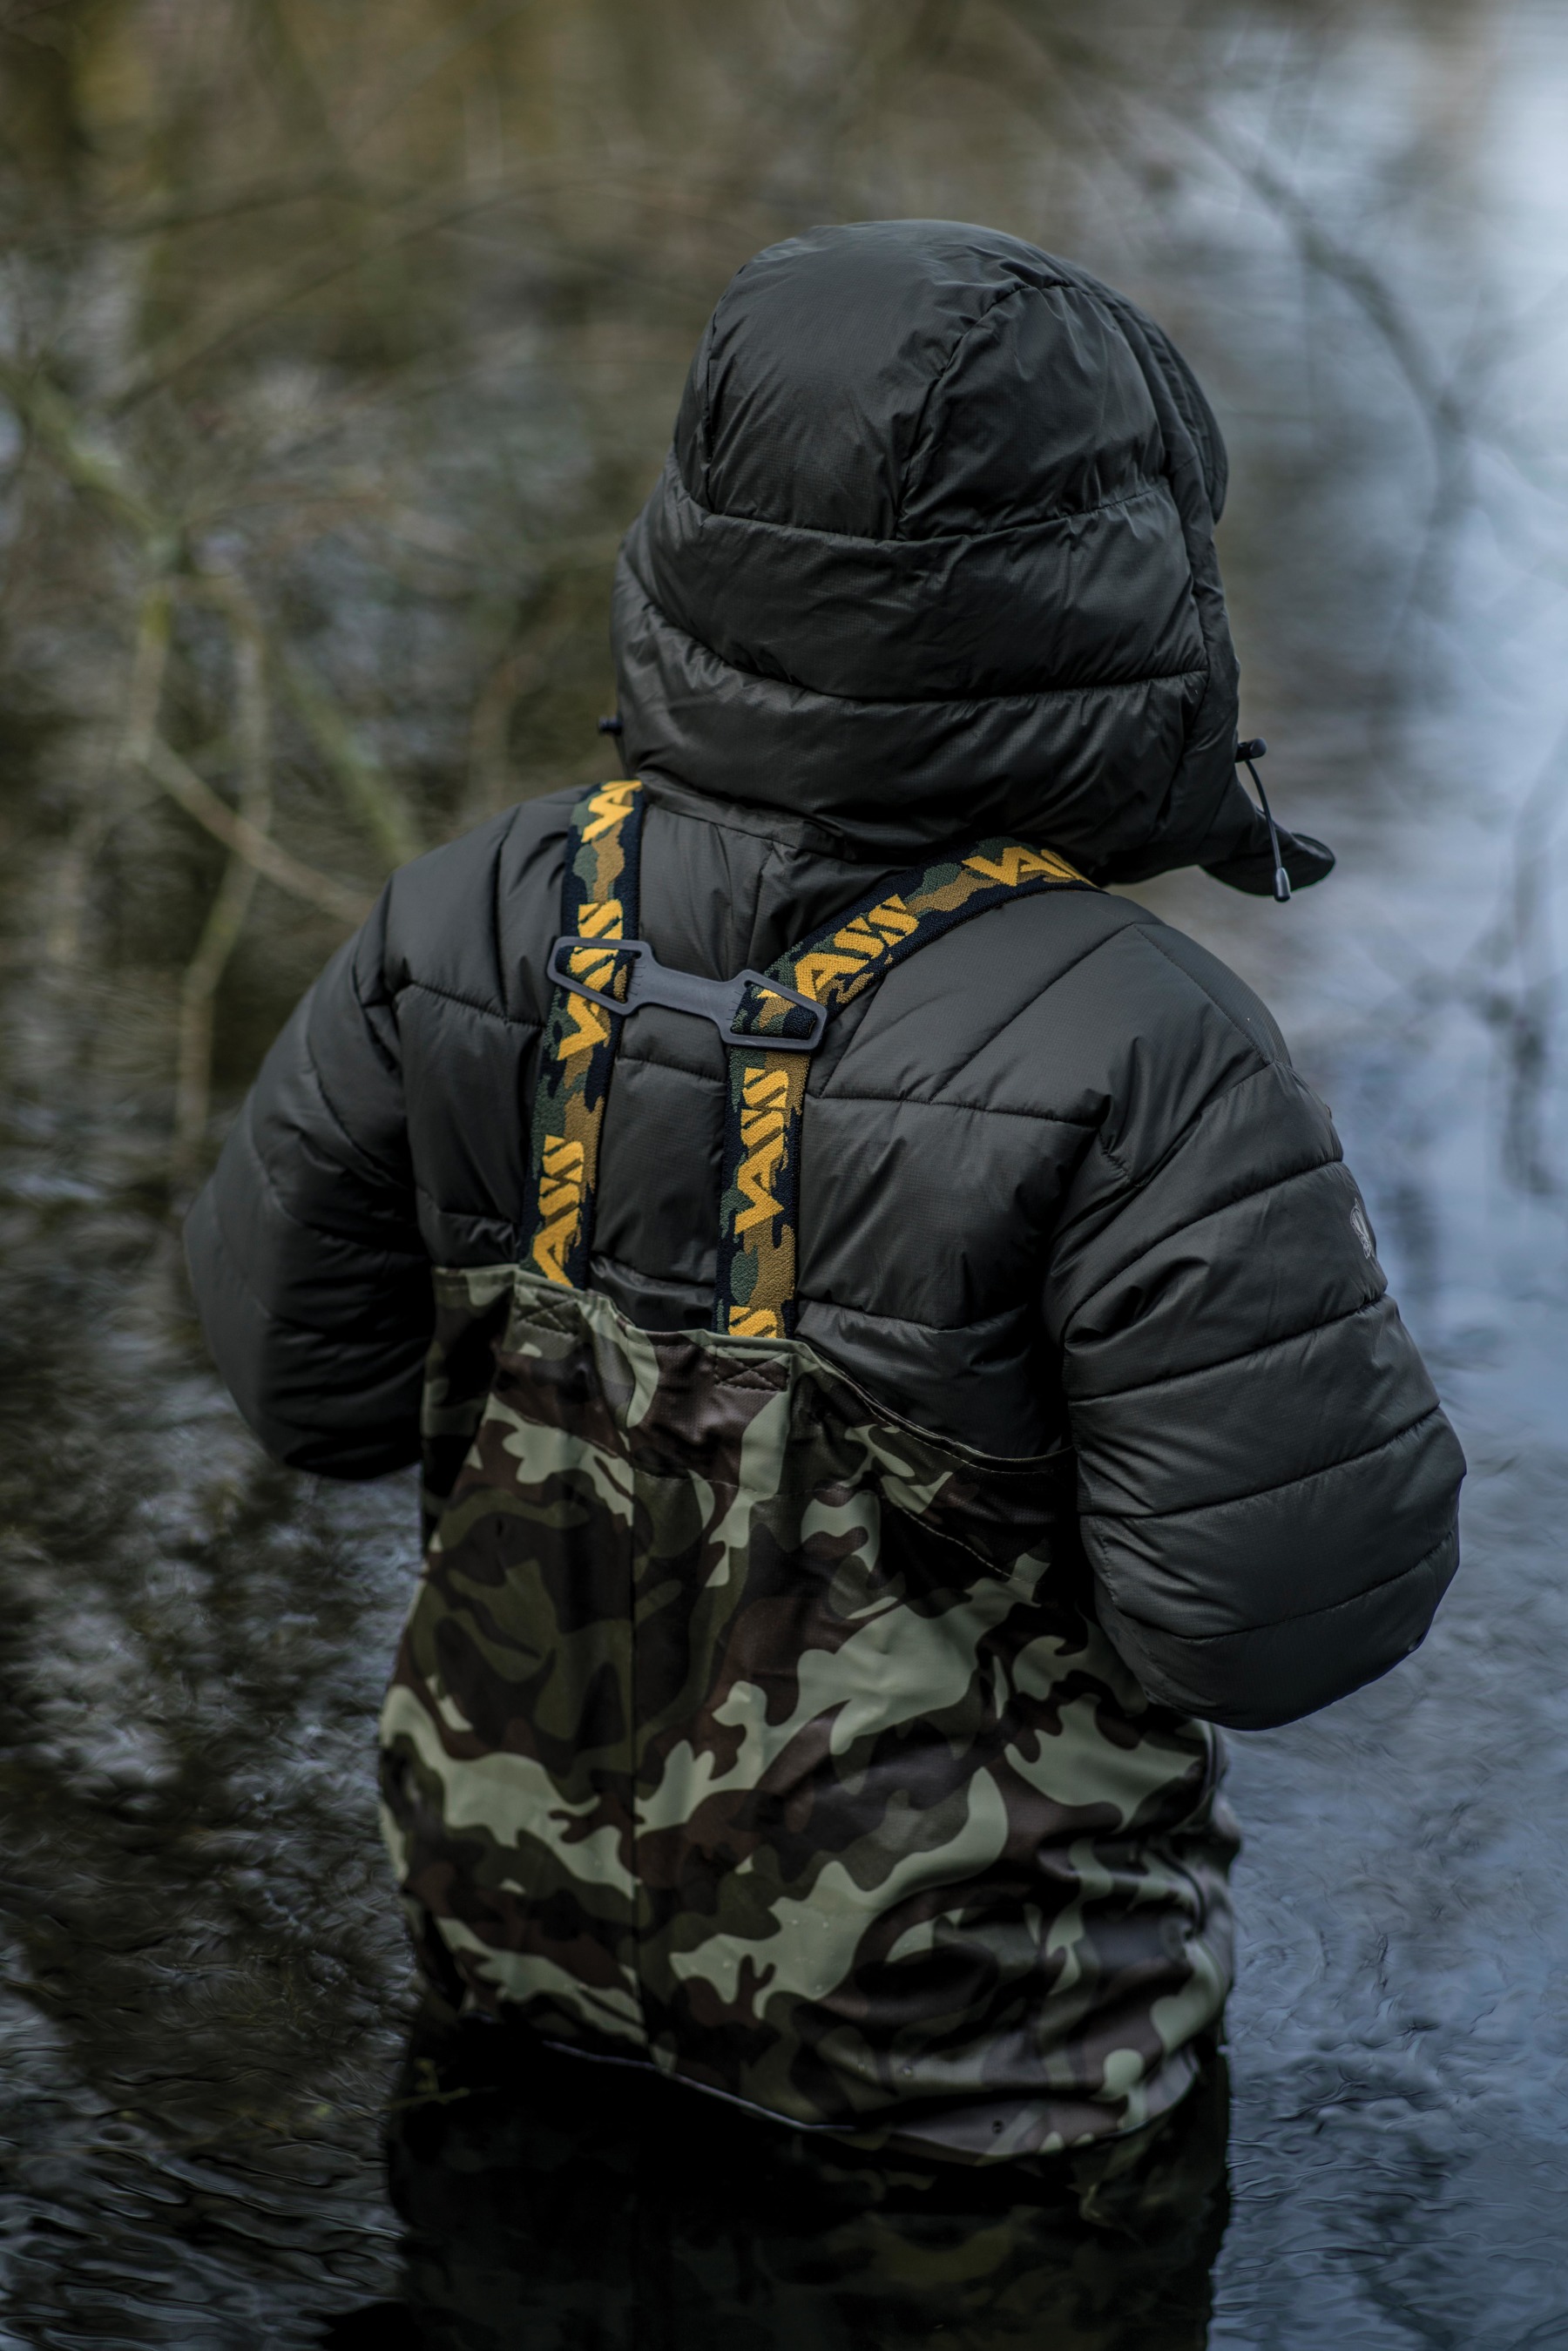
top-left (527, 783), bottom-right (1096, 1328)
top-left (714, 841), bottom-right (1095, 1339)
top-left (524, 778), bottom-right (645, 1287)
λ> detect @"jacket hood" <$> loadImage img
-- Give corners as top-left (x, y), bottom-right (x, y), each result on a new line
top-left (612, 219), bottom-right (1318, 884)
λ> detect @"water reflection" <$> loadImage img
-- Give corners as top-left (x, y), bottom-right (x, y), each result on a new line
top-left (4, 0), bottom-right (1568, 2342)
top-left (322, 2015), bottom-right (1229, 2351)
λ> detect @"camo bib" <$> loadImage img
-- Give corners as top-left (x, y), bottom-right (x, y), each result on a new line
top-left (379, 781), bottom-right (1236, 2161)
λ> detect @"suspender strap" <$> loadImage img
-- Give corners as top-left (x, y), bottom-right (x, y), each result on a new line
top-left (525, 780), bottom-right (1096, 1329)
top-left (524, 779), bottom-right (645, 1287)
top-left (713, 841), bottom-right (1093, 1338)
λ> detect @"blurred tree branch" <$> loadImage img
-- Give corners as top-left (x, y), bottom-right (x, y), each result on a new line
top-left (280, 653), bottom-right (423, 871)
top-left (172, 573), bottom-right (274, 1189)
top-left (2, 0), bottom-right (1542, 1216)
top-left (142, 731), bottom-right (370, 927)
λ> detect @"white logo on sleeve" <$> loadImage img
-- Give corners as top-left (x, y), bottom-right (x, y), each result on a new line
top-left (1349, 1199), bottom-right (1375, 1260)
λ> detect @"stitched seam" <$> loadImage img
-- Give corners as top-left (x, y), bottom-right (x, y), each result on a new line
top-left (674, 349), bottom-right (1176, 550)
top-left (229, 1091), bottom-right (419, 1278)
top-left (636, 584), bottom-right (1206, 709)
top-left (265, 1035), bottom-right (417, 1205)
top-left (896, 281), bottom-right (1036, 529)
top-left (349, 938), bottom-right (403, 1079)
top-left (1066, 1138), bottom-right (1339, 1317)
top-left (617, 909), bottom-right (1128, 1105)
top-left (205, 1186), bottom-right (424, 1336)
top-left (395, 976), bottom-right (542, 1030)
top-left (814, 1092), bottom-right (1097, 1126)
top-left (580, 1249), bottom-right (1040, 1346)
top-left (412, 1179), bottom-right (512, 1226)
top-left (586, 1249), bottom-right (707, 1300)
top-left (686, 475), bottom-right (1173, 549)
top-left (1082, 1405), bottom-right (1445, 1525)
top-left (1055, 932), bottom-right (1280, 1207)
top-left (610, 1054), bottom-right (1101, 1125)
top-left (300, 1055), bottom-right (359, 1164)
top-left (835, 920), bottom-right (1137, 1091)
top-left (638, 775), bottom-right (872, 861)
top-left (1132, 924), bottom-right (1283, 1068)
top-left (1105, 1528), bottom-right (1456, 1646)
top-left (796, 1289), bottom-right (1033, 1341)
top-left (615, 1042), bottom-right (727, 1087)
top-left (1071, 1294), bottom-right (1382, 1404)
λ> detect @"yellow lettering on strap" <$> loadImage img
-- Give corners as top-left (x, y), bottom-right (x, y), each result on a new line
top-left (731, 1304), bottom-right (785, 1338)
top-left (557, 993), bottom-right (610, 1060)
top-left (792, 895), bottom-right (920, 1002)
top-left (530, 1136), bottom-right (586, 1285)
top-left (581, 780), bottom-right (639, 841)
top-left (743, 1067), bottom-right (793, 1112)
top-left (963, 844), bottom-right (1082, 886)
top-left (794, 948), bottom-right (868, 1000)
top-left (734, 1151), bottom-right (785, 1233)
top-left (733, 1064), bottom-right (793, 1235)
top-left (831, 920), bottom-right (883, 959)
top-left (578, 899), bottom-right (625, 939)
top-left (740, 1105), bottom-right (785, 1152)
top-left (863, 895), bottom-right (916, 942)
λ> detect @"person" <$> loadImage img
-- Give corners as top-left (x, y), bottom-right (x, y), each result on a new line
top-left (186, 220), bottom-right (1464, 2176)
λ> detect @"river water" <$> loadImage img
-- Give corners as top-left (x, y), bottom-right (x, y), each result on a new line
top-left (3, 3), bottom-right (1568, 2344)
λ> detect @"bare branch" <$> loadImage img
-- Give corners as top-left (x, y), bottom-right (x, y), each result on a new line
top-left (142, 733), bottom-right (371, 927)
top-left (990, 4), bottom-right (1470, 467)
top-left (104, 182), bottom-right (542, 416)
top-left (467, 612), bottom-right (580, 817)
top-left (173, 576), bottom-right (274, 1187)
top-left (46, 586), bottom-right (172, 968)
top-left (341, 0), bottom-right (534, 152)
top-left (0, 359), bottom-right (168, 551)
top-left (280, 653), bottom-right (423, 870)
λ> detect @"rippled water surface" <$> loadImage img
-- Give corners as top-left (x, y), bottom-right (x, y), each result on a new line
top-left (4, 3), bottom-right (1568, 2343)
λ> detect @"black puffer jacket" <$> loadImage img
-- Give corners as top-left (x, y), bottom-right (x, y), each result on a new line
top-left (186, 221), bottom-right (1463, 1732)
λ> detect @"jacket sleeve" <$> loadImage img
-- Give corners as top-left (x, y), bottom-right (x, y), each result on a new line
top-left (183, 893), bottom-right (433, 1479)
top-left (1047, 923), bottom-right (1464, 1731)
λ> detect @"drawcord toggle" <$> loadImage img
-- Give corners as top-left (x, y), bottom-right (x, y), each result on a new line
top-left (1237, 738), bottom-right (1291, 903)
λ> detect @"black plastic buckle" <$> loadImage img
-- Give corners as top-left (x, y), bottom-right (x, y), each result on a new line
top-left (548, 936), bottom-right (828, 1052)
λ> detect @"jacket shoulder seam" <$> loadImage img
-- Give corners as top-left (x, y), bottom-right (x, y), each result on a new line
top-left (1126, 920), bottom-right (1280, 1070)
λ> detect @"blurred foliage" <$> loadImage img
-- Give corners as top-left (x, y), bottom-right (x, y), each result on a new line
top-left (0, 0), bottom-right (1504, 1188)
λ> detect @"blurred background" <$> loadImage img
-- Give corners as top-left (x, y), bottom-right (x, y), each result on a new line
top-left (2, 2), bottom-right (1567, 2343)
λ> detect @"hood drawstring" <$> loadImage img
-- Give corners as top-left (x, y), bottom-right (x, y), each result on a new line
top-left (1237, 738), bottom-right (1291, 903)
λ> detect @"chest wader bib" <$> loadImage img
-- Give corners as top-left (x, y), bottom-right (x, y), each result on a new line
top-left (379, 780), bottom-right (1236, 2161)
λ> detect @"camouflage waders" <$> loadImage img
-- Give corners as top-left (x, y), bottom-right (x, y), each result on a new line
top-left (379, 780), bottom-right (1237, 2162)
top-left (385, 2003), bottom-right (1231, 2351)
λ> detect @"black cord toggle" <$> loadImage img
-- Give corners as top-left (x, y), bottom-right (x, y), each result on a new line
top-left (1236, 737), bottom-right (1291, 902)
top-left (597, 714), bottom-right (625, 736)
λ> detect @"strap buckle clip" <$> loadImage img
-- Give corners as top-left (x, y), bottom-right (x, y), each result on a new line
top-left (548, 936), bottom-right (828, 1053)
